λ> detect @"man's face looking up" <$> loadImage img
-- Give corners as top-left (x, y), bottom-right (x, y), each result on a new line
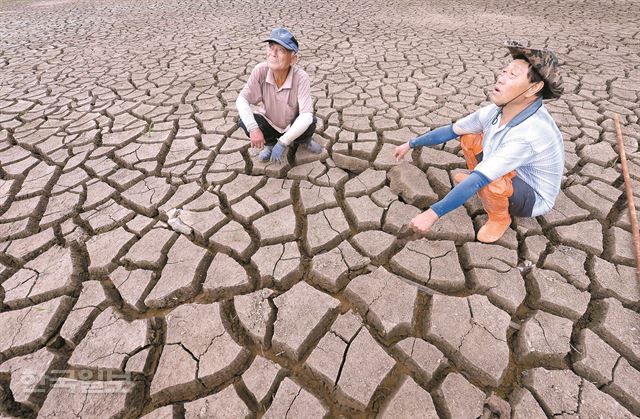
top-left (490, 59), bottom-right (541, 106)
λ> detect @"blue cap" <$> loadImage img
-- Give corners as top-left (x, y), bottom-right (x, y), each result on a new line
top-left (264, 28), bottom-right (299, 53)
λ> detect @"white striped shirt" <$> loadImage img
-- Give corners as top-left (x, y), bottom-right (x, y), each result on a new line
top-left (453, 99), bottom-right (564, 216)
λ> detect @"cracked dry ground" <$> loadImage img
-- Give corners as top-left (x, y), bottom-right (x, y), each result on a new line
top-left (0, 0), bottom-right (640, 418)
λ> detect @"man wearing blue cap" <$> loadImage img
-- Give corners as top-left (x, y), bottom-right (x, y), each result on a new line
top-left (236, 28), bottom-right (323, 163)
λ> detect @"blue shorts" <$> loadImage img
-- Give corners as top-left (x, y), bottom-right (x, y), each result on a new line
top-left (509, 176), bottom-right (536, 217)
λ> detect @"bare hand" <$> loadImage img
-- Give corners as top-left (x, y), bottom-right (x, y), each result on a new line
top-left (394, 142), bottom-right (411, 162)
top-left (250, 128), bottom-right (265, 149)
top-left (409, 208), bottom-right (439, 233)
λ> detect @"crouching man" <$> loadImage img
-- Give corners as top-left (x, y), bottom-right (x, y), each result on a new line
top-left (394, 41), bottom-right (565, 243)
top-left (236, 27), bottom-right (323, 163)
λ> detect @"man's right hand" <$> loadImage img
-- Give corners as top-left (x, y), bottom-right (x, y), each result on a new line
top-left (409, 208), bottom-right (439, 234)
top-left (394, 142), bottom-right (411, 161)
top-left (250, 128), bottom-right (265, 149)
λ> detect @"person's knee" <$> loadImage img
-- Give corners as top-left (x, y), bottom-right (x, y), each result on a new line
top-left (304, 117), bottom-right (317, 135)
top-left (486, 175), bottom-right (514, 197)
top-left (238, 120), bottom-right (250, 136)
top-left (460, 134), bottom-right (483, 155)
top-left (291, 117), bottom-right (317, 144)
top-left (254, 114), bottom-right (270, 130)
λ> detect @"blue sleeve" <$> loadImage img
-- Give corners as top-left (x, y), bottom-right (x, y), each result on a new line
top-left (430, 171), bottom-right (491, 217)
top-left (409, 124), bottom-right (457, 149)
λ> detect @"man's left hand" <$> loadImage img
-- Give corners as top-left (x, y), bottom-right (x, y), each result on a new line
top-left (269, 141), bottom-right (287, 163)
top-left (409, 208), bottom-right (439, 233)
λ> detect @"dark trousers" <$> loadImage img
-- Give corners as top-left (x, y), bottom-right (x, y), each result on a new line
top-left (239, 113), bottom-right (317, 146)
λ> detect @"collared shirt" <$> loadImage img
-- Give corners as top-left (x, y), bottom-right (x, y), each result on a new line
top-left (239, 62), bottom-right (313, 132)
top-left (453, 97), bottom-right (564, 216)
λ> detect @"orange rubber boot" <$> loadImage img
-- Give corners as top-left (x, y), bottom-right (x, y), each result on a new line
top-left (477, 172), bottom-right (515, 243)
top-left (459, 133), bottom-right (514, 243)
top-left (459, 134), bottom-right (484, 170)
